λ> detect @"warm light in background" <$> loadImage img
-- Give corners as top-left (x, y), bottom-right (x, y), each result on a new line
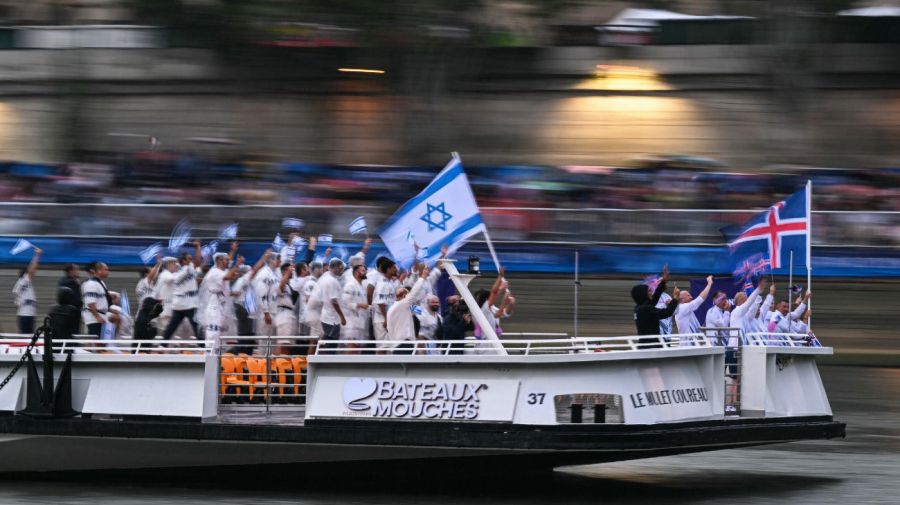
top-left (338, 68), bottom-right (385, 74)
top-left (574, 64), bottom-right (671, 91)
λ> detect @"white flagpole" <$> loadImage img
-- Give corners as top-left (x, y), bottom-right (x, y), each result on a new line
top-left (807, 179), bottom-right (813, 329)
top-left (482, 229), bottom-right (502, 270)
top-left (574, 250), bottom-right (579, 339)
top-left (788, 250), bottom-right (794, 311)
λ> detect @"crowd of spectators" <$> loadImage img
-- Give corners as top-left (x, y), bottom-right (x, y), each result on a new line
top-left (0, 151), bottom-right (897, 246)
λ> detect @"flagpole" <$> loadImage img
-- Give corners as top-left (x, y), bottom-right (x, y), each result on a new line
top-left (788, 250), bottom-right (794, 311)
top-left (482, 229), bottom-right (502, 270)
top-left (574, 249), bottom-right (579, 339)
top-left (807, 179), bottom-right (813, 329)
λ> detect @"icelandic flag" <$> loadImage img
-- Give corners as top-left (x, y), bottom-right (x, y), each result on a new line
top-left (9, 238), bottom-right (34, 256)
top-left (349, 216), bottom-right (367, 235)
top-left (732, 252), bottom-right (771, 294)
top-left (119, 290), bottom-right (131, 317)
top-left (218, 223), bottom-right (238, 240)
top-left (721, 184), bottom-right (810, 271)
top-left (380, 155), bottom-right (486, 267)
top-left (139, 242), bottom-right (163, 264)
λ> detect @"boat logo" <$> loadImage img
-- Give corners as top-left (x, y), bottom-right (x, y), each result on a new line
top-left (343, 377), bottom-right (378, 411)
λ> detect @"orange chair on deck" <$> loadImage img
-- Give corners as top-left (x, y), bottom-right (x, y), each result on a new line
top-left (290, 356), bottom-right (308, 401)
top-left (246, 358), bottom-right (270, 403)
top-left (271, 358), bottom-right (293, 400)
top-left (220, 355), bottom-right (251, 401)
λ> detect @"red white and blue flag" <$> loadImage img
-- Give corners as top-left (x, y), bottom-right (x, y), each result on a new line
top-left (721, 185), bottom-right (810, 271)
top-left (732, 253), bottom-right (771, 294)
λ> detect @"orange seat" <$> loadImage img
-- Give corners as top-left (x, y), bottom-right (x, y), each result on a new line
top-left (247, 358), bottom-right (270, 402)
top-left (290, 356), bottom-right (308, 398)
top-left (220, 356), bottom-right (251, 400)
top-left (271, 358), bottom-right (293, 397)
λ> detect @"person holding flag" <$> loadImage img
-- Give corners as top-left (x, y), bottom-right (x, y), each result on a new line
top-left (722, 182), bottom-right (813, 328)
top-left (379, 153), bottom-right (499, 270)
top-left (12, 246), bottom-right (42, 334)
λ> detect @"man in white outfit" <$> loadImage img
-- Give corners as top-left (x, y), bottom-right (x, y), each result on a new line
top-left (12, 247), bottom-right (42, 334)
top-left (704, 291), bottom-right (731, 346)
top-left (386, 264), bottom-right (430, 355)
top-left (318, 258), bottom-right (347, 351)
top-left (341, 262), bottom-right (370, 354)
top-left (769, 291), bottom-right (811, 338)
top-left (673, 275), bottom-right (714, 345)
top-left (254, 255), bottom-right (281, 337)
top-left (202, 247), bottom-right (241, 347)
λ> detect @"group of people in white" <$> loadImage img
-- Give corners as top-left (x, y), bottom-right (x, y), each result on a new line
top-left (659, 274), bottom-right (814, 346)
top-left (10, 235), bottom-right (519, 356)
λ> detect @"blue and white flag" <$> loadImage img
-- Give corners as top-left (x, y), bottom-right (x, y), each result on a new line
top-left (119, 290), bottom-right (131, 317)
top-left (168, 219), bottom-right (192, 251)
top-left (272, 233), bottom-right (285, 252)
top-left (282, 218), bottom-right (304, 230)
top-left (721, 184), bottom-right (810, 271)
top-left (291, 236), bottom-right (307, 252)
top-left (244, 286), bottom-right (258, 315)
top-left (380, 155), bottom-right (486, 267)
top-left (218, 223), bottom-right (238, 240)
top-left (317, 234), bottom-right (333, 246)
top-left (139, 242), bottom-right (163, 264)
top-left (9, 238), bottom-right (34, 256)
top-left (349, 216), bottom-right (367, 235)
top-left (201, 241), bottom-right (219, 262)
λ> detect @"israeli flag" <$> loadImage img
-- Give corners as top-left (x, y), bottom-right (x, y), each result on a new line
top-left (282, 218), bottom-right (304, 230)
top-left (318, 234), bottom-right (333, 246)
top-left (291, 236), bottom-right (307, 252)
top-left (119, 290), bottom-right (131, 317)
top-left (9, 238), bottom-right (34, 256)
top-left (139, 242), bottom-right (163, 264)
top-left (272, 233), bottom-right (286, 252)
top-left (380, 155), bottom-right (486, 267)
top-left (243, 286), bottom-right (258, 315)
top-left (201, 241), bottom-right (219, 261)
top-left (218, 222), bottom-right (238, 240)
top-left (349, 216), bottom-right (367, 235)
top-left (168, 219), bottom-right (192, 251)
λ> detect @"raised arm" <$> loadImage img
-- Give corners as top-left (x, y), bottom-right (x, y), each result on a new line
top-left (25, 247), bottom-right (42, 279)
top-left (359, 237), bottom-right (372, 257)
top-left (487, 267), bottom-right (506, 308)
top-left (650, 264), bottom-right (670, 306)
top-left (790, 291), bottom-right (811, 320)
top-left (225, 255), bottom-right (244, 282)
top-left (192, 240), bottom-right (203, 268)
top-left (248, 249), bottom-right (272, 280)
top-left (147, 255), bottom-right (163, 284)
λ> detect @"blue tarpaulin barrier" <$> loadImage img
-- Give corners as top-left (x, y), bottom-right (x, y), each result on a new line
top-left (0, 238), bottom-right (898, 277)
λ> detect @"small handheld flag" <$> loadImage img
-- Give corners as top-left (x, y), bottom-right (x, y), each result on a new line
top-left (201, 241), bottom-right (219, 261)
top-left (119, 290), bottom-right (131, 317)
top-left (349, 216), bottom-right (367, 235)
top-left (272, 233), bottom-right (286, 252)
top-left (168, 219), bottom-right (192, 251)
top-left (9, 239), bottom-right (34, 256)
top-left (317, 234), bottom-right (333, 246)
top-left (282, 218), bottom-right (304, 230)
top-left (139, 242), bottom-right (163, 264)
top-left (244, 286), bottom-right (258, 315)
top-left (218, 223), bottom-right (238, 240)
top-left (291, 236), bottom-right (307, 252)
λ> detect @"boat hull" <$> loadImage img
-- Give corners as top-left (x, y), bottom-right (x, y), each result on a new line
top-left (0, 415), bottom-right (845, 475)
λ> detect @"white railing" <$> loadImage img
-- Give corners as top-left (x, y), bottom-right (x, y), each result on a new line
top-left (314, 333), bottom-right (713, 356)
top-left (744, 332), bottom-right (822, 347)
top-left (0, 334), bottom-right (213, 355)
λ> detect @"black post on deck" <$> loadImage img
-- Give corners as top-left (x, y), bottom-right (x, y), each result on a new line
top-left (594, 403), bottom-right (606, 424)
top-left (22, 311), bottom-right (78, 418)
top-left (569, 403), bottom-right (583, 423)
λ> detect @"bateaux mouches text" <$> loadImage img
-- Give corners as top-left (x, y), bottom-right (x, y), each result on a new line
top-left (630, 387), bottom-right (709, 409)
top-left (344, 378), bottom-right (490, 420)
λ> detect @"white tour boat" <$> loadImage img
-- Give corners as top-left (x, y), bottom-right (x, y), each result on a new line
top-left (0, 261), bottom-right (844, 476)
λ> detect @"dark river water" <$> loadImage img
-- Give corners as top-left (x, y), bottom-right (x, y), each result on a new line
top-left (0, 365), bottom-right (896, 505)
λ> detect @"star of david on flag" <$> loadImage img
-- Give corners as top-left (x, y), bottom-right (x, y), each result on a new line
top-left (379, 155), bottom-right (486, 267)
top-left (720, 184), bottom-right (810, 272)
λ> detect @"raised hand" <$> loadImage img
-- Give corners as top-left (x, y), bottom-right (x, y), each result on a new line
top-left (661, 264), bottom-right (670, 282)
top-left (706, 275), bottom-right (714, 285)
